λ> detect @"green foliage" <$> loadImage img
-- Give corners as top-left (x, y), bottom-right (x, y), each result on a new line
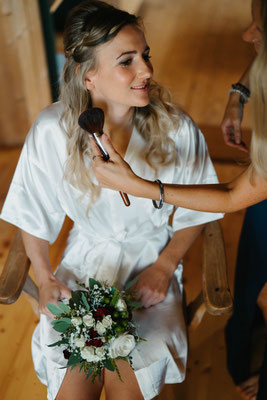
top-left (47, 338), bottom-right (68, 347)
top-left (81, 292), bottom-right (90, 311)
top-left (125, 276), bottom-right (139, 291)
top-left (51, 318), bottom-right (72, 332)
top-left (71, 290), bottom-right (81, 306)
top-left (89, 278), bottom-right (102, 289)
top-left (103, 358), bottom-right (115, 371)
top-left (127, 300), bottom-right (142, 310)
top-left (86, 367), bottom-right (93, 379)
top-left (57, 301), bottom-right (71, 314)
top-left (110, 288), bottom-right (120, 307)
top-left (67, 352), bottom-right (83, 368)
top-left (48, 278), bottom-right (143, 384)
top-left (46, 302), bottom-right (64, 316)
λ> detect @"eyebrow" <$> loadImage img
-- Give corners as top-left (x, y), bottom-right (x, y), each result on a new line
top-left (116, 46), bottom-right (150, 60)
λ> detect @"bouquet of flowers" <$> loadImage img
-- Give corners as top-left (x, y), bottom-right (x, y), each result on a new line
top-left (47, 277), bottom-right (143, 382)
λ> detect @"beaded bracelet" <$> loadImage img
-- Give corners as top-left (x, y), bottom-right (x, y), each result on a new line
top-left (228, 82), bottom-right (251, 104)
top-left (232, 82), bottom-right (251, 97)
top-left (228, 88), bottom-right (249, 104)
top-left (152, 179), bottom-right (164, 209)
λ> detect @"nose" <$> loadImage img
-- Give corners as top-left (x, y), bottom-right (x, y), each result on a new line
top-left (242, 22), bottom-right (258, 43)
top-left (137, 58), bottom-right (153, 80)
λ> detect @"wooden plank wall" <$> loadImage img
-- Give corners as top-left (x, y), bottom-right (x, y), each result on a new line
top-left (0, 0), bottom-right (51, 146)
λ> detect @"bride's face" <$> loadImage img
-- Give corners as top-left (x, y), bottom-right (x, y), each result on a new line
top-left (85, 24), bottom-right (153, 111)
top-left (242, 0), bottom-right (262, 53)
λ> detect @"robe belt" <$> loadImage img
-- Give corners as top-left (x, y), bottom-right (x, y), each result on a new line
top-left (77, 223), bottom-right (170, 285)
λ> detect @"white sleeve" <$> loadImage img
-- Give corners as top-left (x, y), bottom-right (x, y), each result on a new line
top-left (171, 116), bottom-right (224, 232)
top-left (0, 119), bottom-right (66, 244)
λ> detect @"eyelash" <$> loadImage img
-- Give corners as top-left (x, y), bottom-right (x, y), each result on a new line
top-left (119, 54), bottom-right (152, 67)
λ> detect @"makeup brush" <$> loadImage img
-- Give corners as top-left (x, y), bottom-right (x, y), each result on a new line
top-left (78, 108), bottom-right (131, 207)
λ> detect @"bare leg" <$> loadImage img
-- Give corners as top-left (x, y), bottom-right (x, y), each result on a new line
top-left (104, 360), bottom-right (144, 400)
top-left (235, 282), bottom-right (267, 400)
top-left (56, 366), bottom-right (103, 400)
top-left (257, 282), bottom-right (267, 324)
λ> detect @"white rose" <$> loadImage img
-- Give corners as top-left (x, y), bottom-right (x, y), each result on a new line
top-left (95, 347), bottom-right (106, 359)
top-left (102, 315), bottom-right (113, 329)
top-left (95, 321), bottom-right (106, 335)
top-left (116, 298), bottom-right (127, 311)
top-left (74, 335), bottom-right (86, 348)
top-left (109, 333), bottom-right (136, 359)
top-left (83, 313), bottom-right (95, 328)
top-left (71, 317), bottom-right (83, 327)
top-left (81, 347), bottom-right (98, 362)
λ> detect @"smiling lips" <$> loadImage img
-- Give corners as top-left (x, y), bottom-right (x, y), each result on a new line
top-left (131, 83), bottom-right (149, 90)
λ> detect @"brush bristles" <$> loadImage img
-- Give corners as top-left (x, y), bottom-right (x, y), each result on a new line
top-left (78, 108), bottom-right (105, 134)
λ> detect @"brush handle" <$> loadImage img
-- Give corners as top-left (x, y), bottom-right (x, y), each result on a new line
top-left (119, 191), bottom-right (130, 207)
top-left (92, 133), bottom-right (110, 161)
top-left (92, 133), bottom-right (130, 207)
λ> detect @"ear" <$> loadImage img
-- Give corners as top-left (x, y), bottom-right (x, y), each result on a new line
top-left (84, 70), bottom-right (97, 91)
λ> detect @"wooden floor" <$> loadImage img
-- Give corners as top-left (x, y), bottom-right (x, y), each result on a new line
top-left (0, 0), bottom-right (254, 399)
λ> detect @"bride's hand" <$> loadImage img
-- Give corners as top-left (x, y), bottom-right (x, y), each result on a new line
top-left (90, 134), bottom-right (137, 193)
top-left (132, 263), bottom-right (172, 308)
top-left (38, 276), bottom-right (71, 319)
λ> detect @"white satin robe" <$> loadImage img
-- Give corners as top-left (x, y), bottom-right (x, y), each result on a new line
top-left (0, 103), bottom-right (223, 399)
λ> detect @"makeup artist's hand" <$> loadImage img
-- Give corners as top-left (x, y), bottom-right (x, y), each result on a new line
top-left (132, 263), bottom-right (172, 308)
top-left (90, 134), bottom-right (138, 193)
top-left (221, 93), bottom-right (248, 152)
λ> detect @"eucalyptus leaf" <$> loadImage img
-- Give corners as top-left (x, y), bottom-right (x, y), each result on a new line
top-left (71, 290), bottom-right (81, 306)
top-left (86, 368), bottom-right (93, 379)
top-left (128, 300), bottom-right (142, 309)
top-left (47, 339), bottom-right (68, 347)
top-left (81, 292), bottom-right (90, 311)
top-left (57, 301), bottom-right (71, 314)
top-left (53, 321), bottom-right (72, 333)
top-left (125, 276), bottom-right (139, 291)
top-left (51, 317), bottom-right (72, 327)
top-left (67, 352), bottom-right (82, 367)
top-left (103, 359), bottom-right (115, 371)
top-left (46, 302), bottom-right (64, 316)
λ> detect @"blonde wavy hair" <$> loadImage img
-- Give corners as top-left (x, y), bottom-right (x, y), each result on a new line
top-left (249, 0), bottom-right (267, 180)
top-left (59, 0), bottom-right (182, 203)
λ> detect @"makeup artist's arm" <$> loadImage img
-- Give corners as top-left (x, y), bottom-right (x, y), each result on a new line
top-left (21, 230), bottom-right (71, 318)
top-left (133, 224), bottom-right (204, 308)
top-left (91, 136), bottom-right (267, 212)
top-left (221, 62), bottom-right (252, 152)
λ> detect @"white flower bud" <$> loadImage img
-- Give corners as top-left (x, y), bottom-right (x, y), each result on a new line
top-left (116, 298), bottom-right (127, 311)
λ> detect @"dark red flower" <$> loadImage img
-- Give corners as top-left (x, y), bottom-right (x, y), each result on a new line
top-left (63, 350), bottom-right (71, 359)
top-left (86, 339), bottom-right (103, 347)
top-left (89, 328), bottom-right (98, 337)
top-left (95, 307), bottom-right (109, 320)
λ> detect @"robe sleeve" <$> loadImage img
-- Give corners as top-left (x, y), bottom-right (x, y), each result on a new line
top-left (171, 116), bottom-right (224, 232)
top-left (0, 115), bottom-right (66, 244)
